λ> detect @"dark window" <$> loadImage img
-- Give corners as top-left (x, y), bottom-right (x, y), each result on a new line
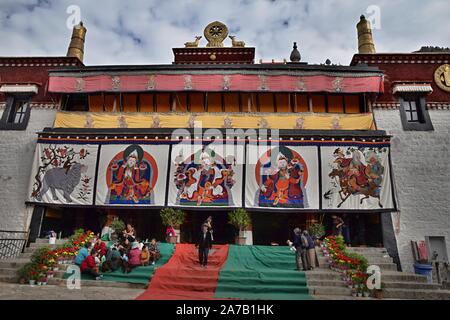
top-left (399, 96), bottom-right (433, 131)
top-left (403, 99), bottom-right (420, 122)
top-left (7, 99), bottom-right (29, 124)
top-left (0, 95), bottom-right (32, 130)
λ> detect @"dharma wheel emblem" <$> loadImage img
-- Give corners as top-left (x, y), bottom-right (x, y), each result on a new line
top-left (434, 64), bottom-right (450, 93)
top-left (204, 21), bottom-right (228, 47)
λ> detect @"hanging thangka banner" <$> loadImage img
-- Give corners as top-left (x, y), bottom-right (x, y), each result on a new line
top-left (321, 144), bottom-right (394, 210)
top-left (96, 144), bottom-right (169, 206)
top-left (245, 143), bottom-right (320, 210)
top-left (167, 142), bottom-right (244, 207)
top-left (28, 143), bottom-right (98, 205)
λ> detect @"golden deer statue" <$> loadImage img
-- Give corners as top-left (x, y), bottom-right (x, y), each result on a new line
top-left (184, 36), bottom-right (202, 48)
top-left (229, 35), bottom-right (245, 47)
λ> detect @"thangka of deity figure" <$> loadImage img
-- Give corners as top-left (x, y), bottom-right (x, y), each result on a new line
top-left (107, 145), bottom-right (154, 204)
top-left (326, 147), bottom-right (384, 208)
top-left (173, 147), bottom-right (236, 206)
top-left (256, 146), bottom-right (309, 208)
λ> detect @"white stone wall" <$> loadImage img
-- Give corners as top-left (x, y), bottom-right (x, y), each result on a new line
top-left (0, 107), bottom-right (56, 231)
top-left (374, 109), bottom-right (450, 273)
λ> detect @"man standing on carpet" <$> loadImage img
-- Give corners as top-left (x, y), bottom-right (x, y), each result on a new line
top-left (196, 224), bottom-right (213, 267)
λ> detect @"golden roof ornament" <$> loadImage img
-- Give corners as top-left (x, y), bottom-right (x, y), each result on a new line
top-left (204, 21), bottom-right (228, 47)
top-left (184, 36), bottom-right (202, 48)
top-left (229, 35), bottom-right (245, 47)
top-left (67, 21), bottom-right (87, 62)
top-left (434, 64), bottom-right (450, 92)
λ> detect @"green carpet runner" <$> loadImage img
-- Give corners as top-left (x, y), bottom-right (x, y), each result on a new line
top-left (214, 245), bottom-right (313, 300)
top-left (64, 243), bottom-right (174, 285)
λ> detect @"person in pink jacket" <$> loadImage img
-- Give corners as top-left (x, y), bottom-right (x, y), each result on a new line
top-left (122, 242), bottom-right (141, 274)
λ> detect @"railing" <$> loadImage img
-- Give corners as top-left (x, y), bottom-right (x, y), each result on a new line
top-left (0, 230), bottom-right (29, 260)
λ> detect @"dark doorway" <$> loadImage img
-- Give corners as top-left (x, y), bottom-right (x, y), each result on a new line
top-left (181, 210), bottom-right (235, 244)
top-left (323, 212), bottom-right (383, 247)
top-left (40, 207), bottom-right (164, 241)
top-left (252, 212), bottom-right (309, 245)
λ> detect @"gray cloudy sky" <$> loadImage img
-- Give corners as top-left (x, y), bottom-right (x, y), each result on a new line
top-left (0, 0), bottom-right (449, 66)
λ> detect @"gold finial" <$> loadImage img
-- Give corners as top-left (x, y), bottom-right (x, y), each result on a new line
top-left (184, 36), bottom-right (202, 48)
top-left (229, 35), bottom-right (245, 47)
top-left (204, 21), bottom-right (228, 47)
top-left (356, 15), bottom-right (376, 54)
top-left (67, 21), bottom-right (87, 62)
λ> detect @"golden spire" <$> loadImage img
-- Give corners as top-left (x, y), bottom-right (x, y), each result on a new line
top-left (356, 15), bottom-right (376, 54)
top-left (67, 21), bottom-right (87, 62)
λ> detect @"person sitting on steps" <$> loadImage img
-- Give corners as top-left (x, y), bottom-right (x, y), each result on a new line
top-left (148, 238), bottom-right (161, 265)
top-left (140, 245), bottom-right (150, 266)
top-left (80, 249), bottom-right (103, 280)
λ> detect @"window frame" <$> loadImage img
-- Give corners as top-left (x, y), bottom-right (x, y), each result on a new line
top-left (0, 94), bottom-right (32, 130)
top-left (399, 95), bottom-right (433, 131)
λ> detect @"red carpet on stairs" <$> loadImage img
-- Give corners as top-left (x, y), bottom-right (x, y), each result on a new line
top-left (136, 244), bottom-right (229, 300)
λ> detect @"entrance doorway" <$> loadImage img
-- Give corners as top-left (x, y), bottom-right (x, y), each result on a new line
top-left (181, 210), bottom-right (235, 244)
top-left (323, 212), bottom-right (383, 247)
top-left (252, 212), bottom-right (310, 245)
top-left (39, 207), bottom-right (165, 241)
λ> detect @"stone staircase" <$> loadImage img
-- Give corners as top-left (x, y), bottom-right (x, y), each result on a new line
top-left (307, 246), bottom-right (450, 300)
top-left (0, 238), bottom-right (145, 289)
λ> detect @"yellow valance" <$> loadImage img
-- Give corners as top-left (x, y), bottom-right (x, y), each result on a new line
top-left (53, 111), bottom-right (376, 130)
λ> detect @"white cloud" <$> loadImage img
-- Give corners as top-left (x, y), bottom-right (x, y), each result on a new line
top-left (0, 0), bottom-right (448, 66)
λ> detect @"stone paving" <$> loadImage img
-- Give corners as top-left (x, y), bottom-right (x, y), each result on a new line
top-left (0, 283), bottom-right (144, 300)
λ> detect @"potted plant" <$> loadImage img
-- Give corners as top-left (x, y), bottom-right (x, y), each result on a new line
top-left (39, 276), bottom-right (48, 285)
top-left (373, 283), bottom-right (385, 299)
top-left (160, 208), bottom-right (185, 243)
top-left (29, 272), bottom-right (38, 286)
top-left (110, 218), bottom-right (126, 241)
top-left (228, 208), bottom-right (251, 245)
top-left (17, 263), bottom-right (34, 285)
top-left (309, 214), bottom-right (325, 245)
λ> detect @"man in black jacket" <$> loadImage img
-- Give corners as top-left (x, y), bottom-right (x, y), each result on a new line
top-left (293, 227), bottom-right (308, 271)
top-left (196, 224), bottom-right (213, 267)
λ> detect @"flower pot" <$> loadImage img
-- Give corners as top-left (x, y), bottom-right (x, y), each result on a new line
top-left (357, 293), bottom-right (362, 297)
top-left (37, 282), bottom-right (42, 286)
top-left (363, 292), bottom-right (370, 298)
top-left (29, 280), bottom-right (36, 286)
top-left (236, 236), bottom-right (246, 246)
top-left (374, 289), bottom-right (383, 299)
top-left (167, 235), bottom-right (178, 244)
top-left (351, 293), bottom-right (357, 297)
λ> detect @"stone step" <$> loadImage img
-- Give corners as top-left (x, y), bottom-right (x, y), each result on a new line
top-left (306, 271), bottom-right (345, 281)
top-left (309, 285), bottom-right (351, 296)
top-left (48, 277), bottom-right (146, 289)
top-left (365, 257), bottom-right (394, 264)
top-left (0, 268), bottom-right (18, 276)
top-left (0, 259), bottom-right (30, 269)
top-left (376, 263), bottom-right (398, 271)
top-left (383, 281), bottom-right (441, 290)
top-left (19, 252), bottom-right (33, 259)
top-left (347, 247), bottom-right (388, 253)
top-left (307, 279), bottom-right (347, 288)
top-left (0, 275), bottom-right (18, 283)
top-left (382, 288), bottom-right (450, 300)
top-left (306, 269), bottom-right (429, 284)
top-left (29, 243), bottom-right (59, 249)
top-left (381, 271), bottom-right (428, 283)
top-left (35, 238), bottom-right (67, 245)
